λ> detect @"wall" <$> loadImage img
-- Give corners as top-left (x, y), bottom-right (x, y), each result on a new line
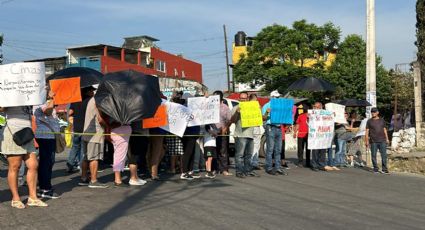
top-left (150, 48), bottom-right (202, 83)
top-left (101, 56), bottom-right (156, 75)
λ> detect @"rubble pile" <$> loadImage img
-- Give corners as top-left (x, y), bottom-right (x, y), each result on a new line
top-left (391, 128), bottom-right (416, 153)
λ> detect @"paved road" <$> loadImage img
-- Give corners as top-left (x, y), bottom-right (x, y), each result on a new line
top-left (1, 152), bottom-right (425, 230)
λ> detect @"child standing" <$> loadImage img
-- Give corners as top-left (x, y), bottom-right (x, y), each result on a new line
top-left (203, 124), bottom-right (219, 179)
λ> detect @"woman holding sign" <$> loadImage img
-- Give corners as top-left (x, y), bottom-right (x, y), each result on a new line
top-left (0, 106), bottom-right (48, 209)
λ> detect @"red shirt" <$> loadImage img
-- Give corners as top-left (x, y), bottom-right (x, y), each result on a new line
top-left (296, 113), bottom-right (308, 138)
top-left (281, 125), bottom-right (286, 140)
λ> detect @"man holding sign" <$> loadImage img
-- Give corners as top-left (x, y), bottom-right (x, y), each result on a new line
top-left (261, 90), bottom-right (288, 176)
top-left (230, 92), bottom-right (257, 178)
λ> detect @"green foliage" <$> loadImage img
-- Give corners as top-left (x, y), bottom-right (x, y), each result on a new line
top-left (326, 34), bottom-right (392, 116)
top-left (233, 20), bottom-right (341, 94)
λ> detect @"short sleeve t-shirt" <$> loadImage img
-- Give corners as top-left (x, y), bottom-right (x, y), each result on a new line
top-left (296, 113), bottom-right (308, 138)
top-left (70, 98), bottom-right (91, 133)
top-left (366, 118), bottom-right (387, 143)
top-left (262, 102), bottom-right (271, 125)
top-left (82, 98), bottom-right (104, 143)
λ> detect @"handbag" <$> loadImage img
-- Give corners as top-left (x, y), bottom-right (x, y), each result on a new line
top-left (10, 127), bottom-right (35, 146)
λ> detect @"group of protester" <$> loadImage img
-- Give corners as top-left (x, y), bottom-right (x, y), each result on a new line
top-left (0, 87), bottom-right (390, 209)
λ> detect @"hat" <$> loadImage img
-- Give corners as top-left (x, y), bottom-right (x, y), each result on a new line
top-left (270, 90), bottom-right (281, 97)
top-left (371, 107), bottom-right (379, 113)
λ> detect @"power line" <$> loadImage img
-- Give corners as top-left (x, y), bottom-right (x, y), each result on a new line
top-left (158, 36), bottom-right (223, 44)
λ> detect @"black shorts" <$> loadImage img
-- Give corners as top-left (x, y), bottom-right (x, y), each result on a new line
top-left (203, 147), bottom-right (217, 159)
top-left (128, 135), bottom-right (149, 164)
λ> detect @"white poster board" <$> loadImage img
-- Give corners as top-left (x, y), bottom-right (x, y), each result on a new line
top-left (0, 62), bottom-right (46, 107)
top-left (325, 103), bottom-right (347, 124)
top-left (160, 102), bottom-right (193, 137)
top-left (187, 95), bottom-right (220, 127)
top-left (307, 109), bottom-right (335, 150)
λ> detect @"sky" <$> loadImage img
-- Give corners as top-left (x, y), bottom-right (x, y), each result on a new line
top-left (0, 0), bottom-right (418, 91)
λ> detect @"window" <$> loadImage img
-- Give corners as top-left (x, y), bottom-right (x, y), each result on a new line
top-left (155, 60), bottom-right (166, 73)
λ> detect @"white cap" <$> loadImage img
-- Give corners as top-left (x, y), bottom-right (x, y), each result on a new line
top-left (270, 90), bottom-right (281, 97)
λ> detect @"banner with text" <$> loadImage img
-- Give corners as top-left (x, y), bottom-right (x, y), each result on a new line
top-left (50, 77), bottom-right (82, 105)
top-left (143, 104), bottom-right (168, 128)
top-left (325, 103), bottom-right (347, 124)
top-left (0, 62), bottom-right (46, 107)
top-left (160, 102), bottom-right (193, 137)
top-left (270, 98), bottom-right (294, 124)
top-left (240, 101), bottom-right (263, 128)
top-left (307, 109), bottom-right (335, 150)
top-left (187, 95), bottom-right (220, 127)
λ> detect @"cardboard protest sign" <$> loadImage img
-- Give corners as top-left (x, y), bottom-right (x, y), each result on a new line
top-left (270, 98), bottom-right (294, 124)
top-left (187, 95), bottom-right (220, 127)
top-left (0, 115), bottom-right (6, 126)
top-left (160, 102), bottom-right (193, 137)
top-left (143, 104), bottom-right (168, 128)
top-left (0, 62), bottom-right (46, 107)
top-left (49, 77), bottom-right (82, 105)
top-left (325, 103), bottom-right (347, 124)
top-left (307, 109), bottom-right (335, 150)
top-left (240, 101), bottom-right (263, 127)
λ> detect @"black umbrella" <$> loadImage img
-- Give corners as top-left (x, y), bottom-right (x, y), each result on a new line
top-left (47, 67), bottom-right (103, 88)
top-left (94, 70), bottom-right (162, 125)
top-left (287, 77), bottom-right (335, 92)
top-left (335, 99), bottom-right (372, 107)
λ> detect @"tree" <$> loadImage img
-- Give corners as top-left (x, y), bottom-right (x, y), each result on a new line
top-left (417, 0), bottom-right (425, 117)
top-left (326, 34), bottom-right (392, 116)
top-left (233, 20), bottom-right (341, 94)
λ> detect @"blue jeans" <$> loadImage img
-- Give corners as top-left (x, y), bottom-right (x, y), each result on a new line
top-left (370, 142), bottom-right (388, 171)
top-left (67, 134), bottom-right (82, 169)
top-left (235, 137), bottom-right (254, 174)
top-left (327, 147), bottom-right (334, 167)
top-left (265, 125), bottom-right (282, 171)
top-left (334, 139), bottom-right (347, 166)
top-left (311, 149), bottom-right (326, 169)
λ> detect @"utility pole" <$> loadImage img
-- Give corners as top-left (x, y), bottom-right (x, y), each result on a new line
top-left (366, 0), bottom-right (376, 117)
top-left (412, 61), bottom-right (424, 147)
top-left (223, 24), bottom-right (231, 93)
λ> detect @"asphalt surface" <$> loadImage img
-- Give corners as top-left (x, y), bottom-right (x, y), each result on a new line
top-left (1, 151), bottom-right (425, 230)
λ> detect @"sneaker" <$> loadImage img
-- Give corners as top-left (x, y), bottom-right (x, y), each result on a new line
top-left (373, 169), bottom-right (380, 174)
top-left (88, 181), bottom-right (109, 188)
top-left (381, 170), bottom-right (390, 175)
top-left (129, 178), bottom-right (147, 186)
top-left (180, 173), bottom-right (194, 180)
top-left (191, 171), bottom-right (202, 179)
top-left (266, 170), bottom-right (276, 175)
top-left (235, 172), bottom-right (245, 178)
top-left (282, 164), bottom-right (290, 169)
top-left (205, 171), bottom-right (216, 179)
top-left (78, 178), bottom-right (90, 186)
top-left (276, 169), bottom-right (288, 175)
top-left (247, 171), bottom-right (260, 177)
top-left (40, 190), bottom-right (61, 199)
top-left (252, 165), bottom-right (262, 170)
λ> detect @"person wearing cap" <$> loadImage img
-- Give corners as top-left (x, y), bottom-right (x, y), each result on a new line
top-left (365, 107), bottom-right (390, 174)
top-left (261, 90), bottom-right (287, 175)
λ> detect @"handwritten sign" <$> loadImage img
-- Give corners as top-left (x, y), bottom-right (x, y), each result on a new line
top-left (49, 77), bottom-right (82, 105)
top-left (187, 95), bottom-right (220, 127)
top-left (307, 109), bottom-right (334, 150)
top-left (143, 104), bottom-right (168, 128)
top-left (240, 101), bottom-right (263, 127)
top-left (0, 62), bottom-right (46, 107)
top-left (160, 102), bottom-right (193, 137)
top-left (270, 98), bottom-right (294, 124)
top-left (325, 103), bottom-right (347, 124)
